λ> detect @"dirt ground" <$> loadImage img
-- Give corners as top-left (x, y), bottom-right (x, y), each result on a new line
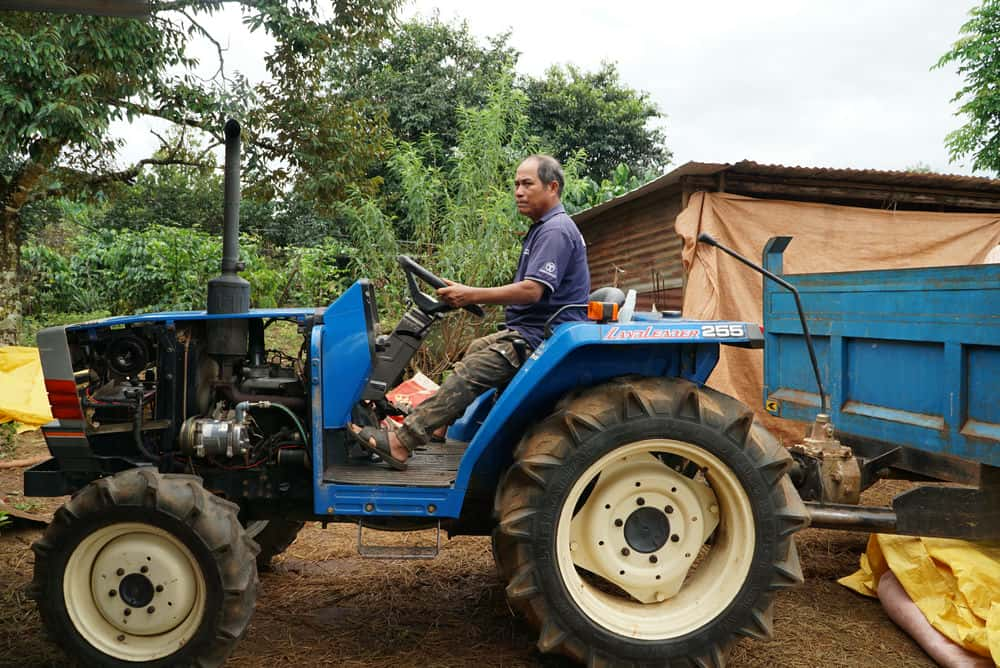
top-left (0, 432), bottom-right (936, 668)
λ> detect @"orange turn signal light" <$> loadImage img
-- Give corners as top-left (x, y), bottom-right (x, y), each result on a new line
top-left (587, 301), bottom-right (619, 322)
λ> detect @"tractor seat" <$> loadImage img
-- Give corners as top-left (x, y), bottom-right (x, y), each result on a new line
top-left (588, 286), bottom-right (626, 307)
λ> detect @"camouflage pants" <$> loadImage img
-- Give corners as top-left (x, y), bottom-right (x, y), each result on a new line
top-left (396, 330), bottom-right (530, 452)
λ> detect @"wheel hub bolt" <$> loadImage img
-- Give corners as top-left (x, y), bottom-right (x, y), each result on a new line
top-left (614, 518), bottom-right (623, 527)
top-left (156, 585), bottom-right (164, 593)
top-left (665, 505), bottom-right (674, 514)
top-left (116, 568), bottom-right (125, 576)
top-left (140, 566), bottom-right (149, 574)
top-left (636, 497), bottom-right (645, 506)
top-left (117, 635), bottom-right (125, 642)
top-left (108, 590), bottom-right (116, 598)
top-left (124, 609), bottom-right (131, 616)
top-left (670, 534), bottom-right (680, 542)
top-left (621, 547), bottom-right (630, 556)
top-left (649, 555), bottom-right (658, 563)
top-left (147, 606), bottom-right (155, 614)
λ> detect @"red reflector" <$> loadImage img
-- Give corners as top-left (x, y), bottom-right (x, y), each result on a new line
top-left (48, 393), bottom-right (80, 408)
top-left (45, 378), bottom-right (82, 418)
top-left (45, 379), bottom-right (77, 393)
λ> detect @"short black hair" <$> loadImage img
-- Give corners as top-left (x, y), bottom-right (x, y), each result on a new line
top-left (524, 154), bottom-right (564, 196)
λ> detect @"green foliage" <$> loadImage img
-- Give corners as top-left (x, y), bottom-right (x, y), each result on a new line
top-left (562, 161), bottom-right (654, 214)
top-left (328, 14), bottom-right (518, 152)
top-left (97, 157), bottom-right (345, 246)
top-left (21, 225), bottom-right (354, 318)
top-left (1, 1), bottom-right (403, 343)
top-left (341, 76), bottom-right (539, 375)
top-left (19, 309), bottom-right (111, 347)
top-left (936, 0), bottom-right (1000, 174)
top-left (100, 162), bottom-right (223, 233)
top-left (327, 15), bottom-right (668, 187)
top-left (520, 62), bottom-right (671, 181)
top-left (0, 11), bottom-right (185, 160)
top-left (0, 511), bottom-right (9, 530)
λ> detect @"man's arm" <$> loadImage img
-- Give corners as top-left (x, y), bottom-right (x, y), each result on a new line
top-left (437, 279), bottom-right (544, 307)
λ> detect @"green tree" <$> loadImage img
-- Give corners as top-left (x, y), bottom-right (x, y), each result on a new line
top-left (520, 62), bottom-right (670, 181)
top-left (98, 157), bottom-right (342, 246)
top-left (340, 76), bottom-right (538, 375)
top-left (937, 0), bottom-right (1000, 174)
top-left (0, 1), bottom-right (399, 343)
top-left (100, 162), bottom-right (224, 233)
top-left (328, 14), bottom-right (518, 152)
top-left (561, 161), bottom-right (654, 213)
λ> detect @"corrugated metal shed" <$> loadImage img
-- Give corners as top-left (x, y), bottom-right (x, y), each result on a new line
top-left (574, 160), bottom-right (1000, 310)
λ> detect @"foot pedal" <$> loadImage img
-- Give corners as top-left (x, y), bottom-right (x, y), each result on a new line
top-left (356, 520), bottom-right (440, 559)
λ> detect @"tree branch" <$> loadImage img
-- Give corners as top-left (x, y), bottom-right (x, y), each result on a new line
top-left (34, 155), bottom-right (214, 202)
top-left (178, 8), bottom-right (228, 82)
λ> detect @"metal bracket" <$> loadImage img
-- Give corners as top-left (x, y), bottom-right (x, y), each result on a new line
top-left (788, 413), bottom-right (862, 504)
top-left (357, 520), bottom-right (441, 559)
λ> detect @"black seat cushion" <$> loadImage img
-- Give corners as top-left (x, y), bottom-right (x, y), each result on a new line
top-left (588, 286), bottom-right (626, 307)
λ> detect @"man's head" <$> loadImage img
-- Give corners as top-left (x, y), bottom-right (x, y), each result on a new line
top-left (515, 155), bottom-right (563, 221)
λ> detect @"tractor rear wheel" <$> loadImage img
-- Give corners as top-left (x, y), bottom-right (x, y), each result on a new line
top-left (31, 468), bottom-right (258, 668)
top-left (493, 377), bottom-right (808, 667)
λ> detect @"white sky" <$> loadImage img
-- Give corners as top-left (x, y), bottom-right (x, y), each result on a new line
top-left (116, 0), bottom-right (985, 177)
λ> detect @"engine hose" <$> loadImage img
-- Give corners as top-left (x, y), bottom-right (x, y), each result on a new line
top-left (235, 401), bottom-right (310, 450)
top-left (131, 392), bottom-right (160, 463)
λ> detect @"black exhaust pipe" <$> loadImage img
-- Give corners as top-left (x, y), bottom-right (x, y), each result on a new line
top-left (206, 119), bottom-right (250, 375)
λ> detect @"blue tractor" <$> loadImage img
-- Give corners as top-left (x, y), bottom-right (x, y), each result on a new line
top-left (22, 122), bottom-right (808, 667)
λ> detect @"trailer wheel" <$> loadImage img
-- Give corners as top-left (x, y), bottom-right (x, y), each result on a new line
top-left (494, 377), bottom-right (808, 666)
top-left (31, 468), bottom-right (258, 668)
top-left (245, 519), bottom-right (304, 571)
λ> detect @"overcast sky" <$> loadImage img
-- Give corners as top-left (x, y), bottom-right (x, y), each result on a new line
top-left (117, 0), bottom-right (984, 176)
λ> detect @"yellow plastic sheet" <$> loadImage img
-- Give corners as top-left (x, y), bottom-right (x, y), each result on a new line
top-left (840, 534), bottom-right (1000, 663)
top-left (0, 346), bottom-right (53, 430)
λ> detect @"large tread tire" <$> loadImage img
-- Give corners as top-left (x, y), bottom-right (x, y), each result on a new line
top-left (248, 519), bottom-right (304, 572)
top-left (493, 376), bottom-right (809, 668)
top-left (31, 468), bottom-right (259, 668)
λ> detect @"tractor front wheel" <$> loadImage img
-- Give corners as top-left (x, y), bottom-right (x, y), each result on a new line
top-left (244, 519), bottom-right (304, 571)
top-left (494, 377), bottom-right (808, 667)
top-left (31, 468), bottom-right (258, 668)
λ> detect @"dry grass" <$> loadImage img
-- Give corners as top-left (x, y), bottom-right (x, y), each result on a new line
top-left (0, 432), bottom-right (935, 668)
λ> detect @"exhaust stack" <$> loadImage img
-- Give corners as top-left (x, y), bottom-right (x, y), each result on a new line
top-left (206, 119), bottom-right (250, 373)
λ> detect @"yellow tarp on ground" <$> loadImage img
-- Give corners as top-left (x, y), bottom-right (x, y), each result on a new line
top-left (840, 534), bottom-right (1000, 663)
top-left (0, 346), bottom-right (53, 430)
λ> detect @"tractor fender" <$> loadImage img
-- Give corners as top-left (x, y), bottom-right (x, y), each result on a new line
top-left (453, 319), bottom-right (759, 495)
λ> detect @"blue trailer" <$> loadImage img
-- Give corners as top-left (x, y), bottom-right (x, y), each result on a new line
top-left (761, 236), bottom-right (999, 539)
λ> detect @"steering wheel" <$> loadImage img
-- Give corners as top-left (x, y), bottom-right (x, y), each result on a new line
top-left (397, 255), bottom-right (485, 318)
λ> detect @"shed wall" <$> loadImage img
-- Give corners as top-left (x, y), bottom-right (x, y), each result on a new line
top-left (577, 188), bottom-right (684, 311)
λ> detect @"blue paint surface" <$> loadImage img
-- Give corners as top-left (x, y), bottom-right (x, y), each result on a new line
top-left (312, 314), bottom-right (745, 518)
top-left (763, 237), bottom-right (1000, 466)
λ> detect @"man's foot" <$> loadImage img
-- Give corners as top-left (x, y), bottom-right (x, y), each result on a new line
top-left (348, 424), bottom-right (410, 470)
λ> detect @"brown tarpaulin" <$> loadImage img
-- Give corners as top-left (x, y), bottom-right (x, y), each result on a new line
top-left (675, 191), bottom-right (1000, 443)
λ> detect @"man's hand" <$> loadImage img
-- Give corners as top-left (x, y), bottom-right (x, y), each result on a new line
top-left (436, 279), bottom-right (477, 308)
top-left (436, 279), bottom-right (544, 307)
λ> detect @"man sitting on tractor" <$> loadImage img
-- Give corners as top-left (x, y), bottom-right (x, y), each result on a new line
top-left (349, 154), bottom-right (591, 469)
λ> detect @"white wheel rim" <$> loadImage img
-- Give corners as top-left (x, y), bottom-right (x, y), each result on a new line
top-left (557, 439), bottom-right (755, 640)
top-left (64, 522), bottom-right (207, 661)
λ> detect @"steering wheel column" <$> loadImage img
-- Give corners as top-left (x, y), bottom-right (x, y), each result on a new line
top-left (361, 256), bottom-right (484, 401)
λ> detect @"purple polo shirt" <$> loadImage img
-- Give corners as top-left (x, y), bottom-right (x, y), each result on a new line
top-left (505, 204), bottom-right (590, 348)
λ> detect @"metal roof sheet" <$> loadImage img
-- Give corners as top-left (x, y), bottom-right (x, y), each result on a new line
top-left (574, 160), bottom-right (1000, 224)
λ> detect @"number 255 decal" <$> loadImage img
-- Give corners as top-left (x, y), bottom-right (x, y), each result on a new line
top-left (701, 324), bottom-right (745, 338)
